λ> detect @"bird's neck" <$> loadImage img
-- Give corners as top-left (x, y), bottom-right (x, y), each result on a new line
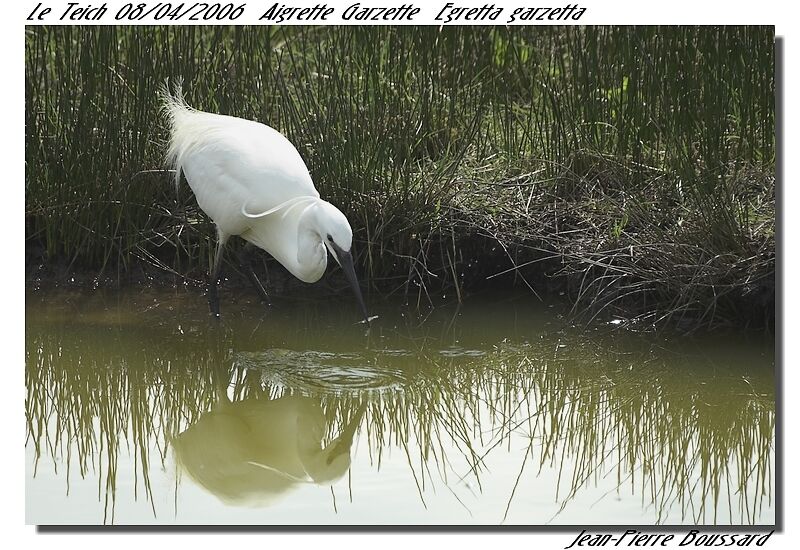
top-left (295, 204), bottom-right (328, 282)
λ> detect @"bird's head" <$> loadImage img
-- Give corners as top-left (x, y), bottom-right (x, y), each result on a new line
top-left (313, 201), bottom-right (370, 323)
top-left (316, 203), bottom-right (353, 263)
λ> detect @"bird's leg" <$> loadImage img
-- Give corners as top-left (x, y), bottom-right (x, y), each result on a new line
top-left (208, 232), bottom-right (229, 318)
top-left (238, 241), bottom-right (271, 306)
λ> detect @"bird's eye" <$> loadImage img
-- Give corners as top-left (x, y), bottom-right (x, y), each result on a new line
top-left (327, 234), bottom-right (333, 242)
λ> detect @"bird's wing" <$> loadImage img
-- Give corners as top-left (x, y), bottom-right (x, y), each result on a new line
top-left (173, 111), bottom-right (320, 235)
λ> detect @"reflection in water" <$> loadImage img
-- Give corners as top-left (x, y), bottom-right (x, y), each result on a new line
top-left (173, 393), bottom-right (364, 506)
top-left (25, 290), bottom-right (775, 525)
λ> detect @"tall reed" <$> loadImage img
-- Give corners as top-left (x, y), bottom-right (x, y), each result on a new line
top-left (25, 26), bottom-right (775, 328)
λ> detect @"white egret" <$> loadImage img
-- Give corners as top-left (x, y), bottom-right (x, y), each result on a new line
top-left (173, 392), bottom-right (365, 506)
top-left (160, 85), bottom-right (369, 321)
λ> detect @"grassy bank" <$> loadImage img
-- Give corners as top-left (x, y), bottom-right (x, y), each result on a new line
top-left (25, 26), bottom-right (775, 329)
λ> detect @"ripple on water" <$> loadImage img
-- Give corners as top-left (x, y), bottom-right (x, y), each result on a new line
top-left (235, 349), bottom-right (411, 396)
top-left (438, 346), bottom-right (486, 358)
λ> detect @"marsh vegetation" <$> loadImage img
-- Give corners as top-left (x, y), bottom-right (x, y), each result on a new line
top-left (25, 26), bottom-right (775, 330)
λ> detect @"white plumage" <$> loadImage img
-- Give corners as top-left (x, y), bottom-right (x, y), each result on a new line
top-left (160, 85), bottom-right (369, 320)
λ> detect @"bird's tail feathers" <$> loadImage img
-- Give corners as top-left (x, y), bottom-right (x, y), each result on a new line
top-left (158, 78), bottom-right (196, 192)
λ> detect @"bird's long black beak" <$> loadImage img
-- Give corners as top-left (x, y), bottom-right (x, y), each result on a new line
top-left (332, 245), bottom-right (370, 323)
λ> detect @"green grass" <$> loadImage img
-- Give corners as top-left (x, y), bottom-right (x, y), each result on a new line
top-left (25, 26), bottom-right (775, 329)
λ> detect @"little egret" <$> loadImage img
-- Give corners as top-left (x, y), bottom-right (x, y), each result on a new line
top-left (173, 392), bottom-right (365, 506)
top-left (160, 86), bottom-right (369, 321)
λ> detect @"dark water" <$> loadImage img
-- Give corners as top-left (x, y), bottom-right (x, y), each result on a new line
top-left (25, 289), bottom-right (775, 525)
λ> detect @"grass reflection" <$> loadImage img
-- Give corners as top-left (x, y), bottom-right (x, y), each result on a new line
top-left (25, 295), bottom-right (774, 525)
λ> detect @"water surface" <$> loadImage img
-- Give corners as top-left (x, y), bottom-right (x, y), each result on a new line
top-left (25, 289), bottom-right (775, 525)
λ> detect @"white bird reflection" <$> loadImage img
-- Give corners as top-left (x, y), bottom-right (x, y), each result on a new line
top-left (172, 390), bottom-right (365, 506)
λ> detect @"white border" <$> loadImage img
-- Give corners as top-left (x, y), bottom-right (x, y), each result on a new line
top-left (5, 1), bottom-right (796, 547)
